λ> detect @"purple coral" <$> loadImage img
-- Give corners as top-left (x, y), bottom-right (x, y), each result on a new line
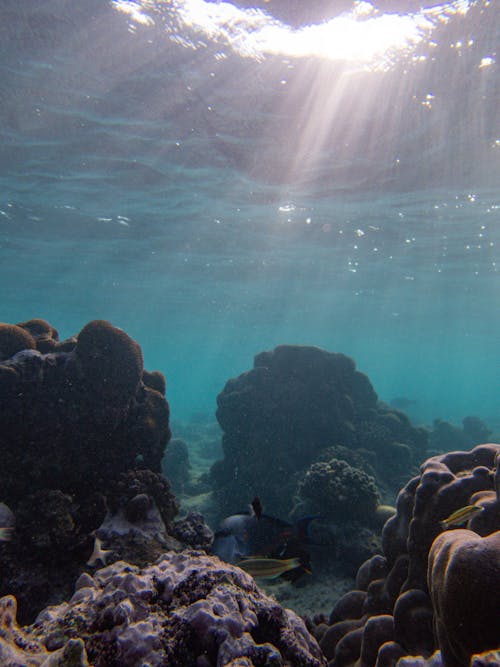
top-left (28, 551), bottom-right (326, 667)
top-left (314, 443), bottom-right (500, 667)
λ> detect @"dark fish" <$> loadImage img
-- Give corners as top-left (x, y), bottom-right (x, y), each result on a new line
top-left (212, 496), bottom-right (316, 572)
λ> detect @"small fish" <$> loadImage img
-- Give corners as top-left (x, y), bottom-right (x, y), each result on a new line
top-left (87, 536), bottom-right (113, 567)
top-left (237, 556), bottom-right (307, 580)
top-left (494, 449), bottom-right (500, 501)
top-left (0, 527), bottom-right (13, 542)
top-left (440, 504), bottom-right (484, 529)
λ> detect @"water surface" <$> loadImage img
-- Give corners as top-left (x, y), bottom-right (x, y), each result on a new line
top-left (0, 0), bottom-right (498, 427)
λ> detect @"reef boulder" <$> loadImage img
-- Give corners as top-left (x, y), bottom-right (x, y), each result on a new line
top-left (0, 318), bottom-right (174, 623)
top-left (211, 344), bottom-right (427, 517)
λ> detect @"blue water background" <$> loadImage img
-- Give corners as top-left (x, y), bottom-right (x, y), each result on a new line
top-left (0, 0), bottom-right (498, 429)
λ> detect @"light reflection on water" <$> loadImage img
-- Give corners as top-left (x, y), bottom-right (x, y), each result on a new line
top-left (0, 0), bottom-right (498, 424)
top-left (113, 0), bottom-right (474, 69)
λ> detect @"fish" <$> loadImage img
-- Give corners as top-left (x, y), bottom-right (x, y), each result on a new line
top-left (494, 449), bottom-right (500, 500)
top-left (0, 503), bottom-right (14, 542)
top-left (440, 504), bottom-right (484, 529)
top-left (0, 527), bottom-right (13, 542)
top-left (212, 496), bottom-right (316, 566)
top-left (237, 556), bottom-right (307, 580)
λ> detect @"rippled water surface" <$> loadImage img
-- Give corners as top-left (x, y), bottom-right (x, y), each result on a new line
top-left (0, 0), bottom-right (498, 426)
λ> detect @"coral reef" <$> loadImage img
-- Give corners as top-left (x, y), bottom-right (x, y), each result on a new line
top-left (0, 595), bottom-right (90, 667)
top-left (173, 511), bottom-right (214, 550)
top-left (313, 443), bottom-right (500, 667)
top-left (429, 417), bottom-right (492, 454)
top-left (162, 437), bottom-right (191, 494)
top-left (0, 318), bottom-right (173, 623)
top-left (0, 552), bottom-right (327, 667)
top-left (297, 458), bottom-right (380, 524)
top-left (211, 345), bottom-right (427, 518)
top-left (428, 530), bottom-right (500, 667)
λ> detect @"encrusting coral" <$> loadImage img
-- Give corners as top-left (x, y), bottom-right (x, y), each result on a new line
top-left (0, 552), bottom-right (327, 667)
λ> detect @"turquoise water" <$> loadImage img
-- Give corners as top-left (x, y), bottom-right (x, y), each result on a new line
top-left (0, 0), bottom-right (498, 428)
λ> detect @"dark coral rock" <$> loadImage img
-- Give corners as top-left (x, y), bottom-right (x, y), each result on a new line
top-left (22, 552), bottom-right (327, 667)
top-left (0, 318), bottom-right (173, 622)
top-left (124, 493), bottom-right (151, 523)
top-left (298, 458), bottom-right (379, 524)
top-left (211, 345), bottom-right (427, 518)
top-left (375, 641), bottom-right (407, 667)
top-left (462, 416), bottom-right (492, 443)
top-left (329, 590), bottom-right (367, 624)
top-left (0, 320), bottom-right (171, 506)
top-left (316, 443), bottom-right (500, 667)
top-left (107, 469), bottom-right (179, 531)
top-left (429, 417), bottom-right (493, 454)
top-left (76, 319), bottom-right (143, 397)
top-left (430, 419), bottom-right (470, 453)
top-left (0, 322), bottom-right (36, 360)
top-left (355, 554), bottom-right (388, 591)
top-left (393, 589), bottom-right (434, 657)
top-left (17, 318), bottom-right (59, 353)
top-left (173, 511), bottom-right (214, 550)
top-left (428, 529), bottom-right (500, 667)
top-left (142, 369), bottom-right (166, 395)
top-left (319, 618), bottom-right (365, 661)
top-left (0, 489), bottom-right (95, 625)
top-left (162, 437), bottom-right (191, 494)
top-left (358, 615), bottom-right (394, 667)
top-left (333, 626), bottom-right (365, 667)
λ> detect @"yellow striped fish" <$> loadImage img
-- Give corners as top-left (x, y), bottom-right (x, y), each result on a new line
top-left (440, 504), bottom-right (483, 529)
top-left (237, 557), bottom-right (306, 579)
top-left (0, 527), bottom-right (13, 542)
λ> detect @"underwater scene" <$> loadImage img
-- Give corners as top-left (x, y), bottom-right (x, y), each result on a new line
top-left (0, 0), bottom-right (499, 665)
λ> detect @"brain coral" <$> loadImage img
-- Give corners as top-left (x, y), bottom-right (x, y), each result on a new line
top-left (0, 552), bottom-right (327, 667)
top-left (313, 443), bottom-right (500, 667)
top-left (211, 345), bottom-right (427, 517)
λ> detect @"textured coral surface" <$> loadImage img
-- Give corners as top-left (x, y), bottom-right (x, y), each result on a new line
top-left (314, 443), bottom-right (500, 667)
top-left (0, 319), bottom-right (174, 623)
top-left (1, 552), bottom-right (326, 667)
